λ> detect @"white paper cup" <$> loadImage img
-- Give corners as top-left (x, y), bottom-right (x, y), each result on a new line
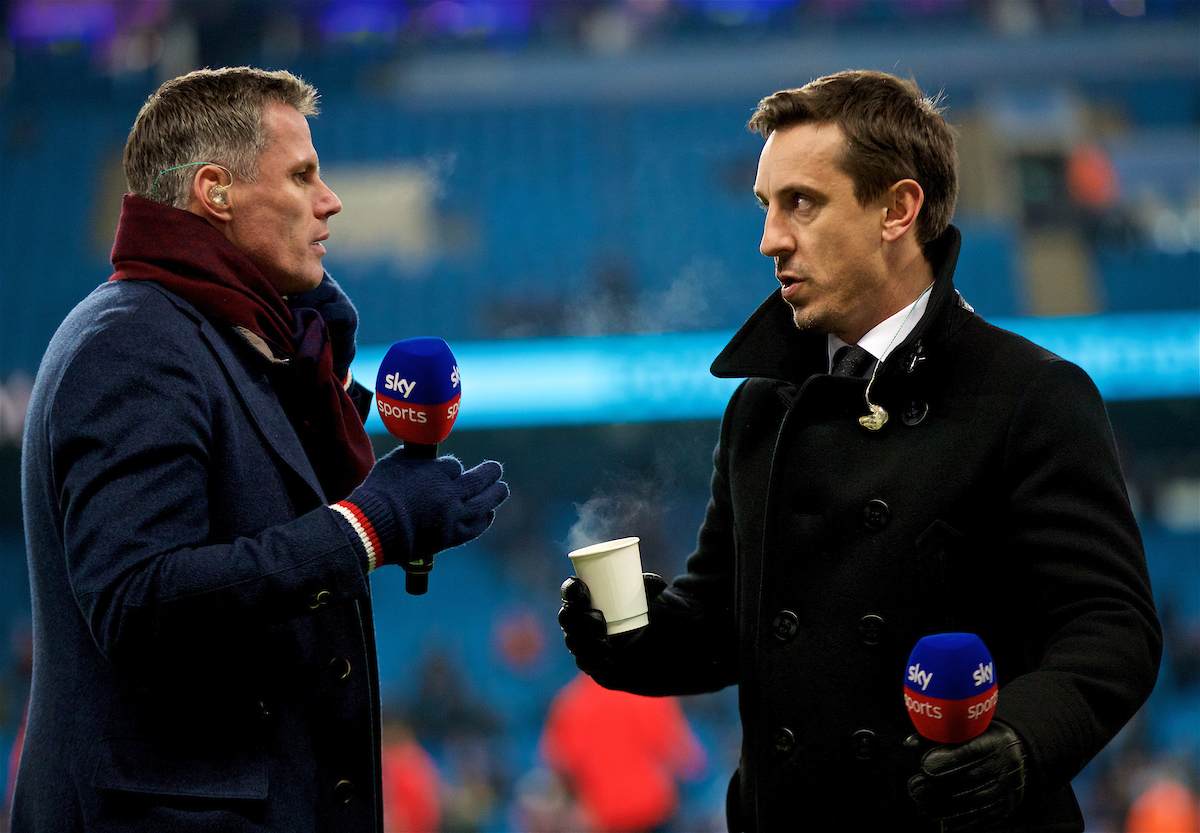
top-left (567, 536), bottom-right (649, 635)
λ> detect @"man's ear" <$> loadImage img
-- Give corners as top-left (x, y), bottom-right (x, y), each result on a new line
top-left (192, 164), bottom-right (233, 219)
top-left (881, 179), bottom-right (924, 243)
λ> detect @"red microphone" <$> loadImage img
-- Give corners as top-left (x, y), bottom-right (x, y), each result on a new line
top-left (375, 337), bottom-right (460, 458)
top-left (375, 337), bottom-right (461, 593)
top-left (903, 632), bottom-right (999, 744)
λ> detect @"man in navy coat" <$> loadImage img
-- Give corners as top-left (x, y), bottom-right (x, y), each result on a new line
top-left (14, 67), bottom-right (508, 831)
top-left (559, 70), bottom-right (1161, 831)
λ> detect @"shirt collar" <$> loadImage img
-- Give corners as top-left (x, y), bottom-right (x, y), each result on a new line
top-left (828, 283), bottom-right (934, 371)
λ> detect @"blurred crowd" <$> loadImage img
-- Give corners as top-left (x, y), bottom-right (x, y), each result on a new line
top-left (1, 1), bottom-right (1198, 831)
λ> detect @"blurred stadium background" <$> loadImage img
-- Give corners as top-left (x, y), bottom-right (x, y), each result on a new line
top-left (0, 0), bottom-right (1197, 830)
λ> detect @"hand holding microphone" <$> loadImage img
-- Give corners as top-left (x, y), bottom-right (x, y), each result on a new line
top-left (332, 337), bottom-right (508, 594)
top-left (908, 722), bottom-right (1026, 832)
top-left (336, 452), bottom-right (507, 574)
top-left (903, 633), bottom-right (1027, 831)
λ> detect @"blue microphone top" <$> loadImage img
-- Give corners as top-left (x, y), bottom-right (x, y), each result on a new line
top-left (377, 337), bottom-right (460, 406)
top-left (905, 632), bottom-right (996, 700)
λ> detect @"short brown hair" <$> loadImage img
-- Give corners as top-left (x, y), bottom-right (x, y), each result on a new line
top-left (124, 66), bottom-right (320, 209)
top-left (749, 70), bottom-right (958, 251)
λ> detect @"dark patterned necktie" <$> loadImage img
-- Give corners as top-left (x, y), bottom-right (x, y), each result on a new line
top-left (830, 345), bottom-right (874, 378)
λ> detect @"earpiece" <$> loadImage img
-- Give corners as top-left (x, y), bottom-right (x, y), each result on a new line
top-left (151, 161), bottom-right (234, 203)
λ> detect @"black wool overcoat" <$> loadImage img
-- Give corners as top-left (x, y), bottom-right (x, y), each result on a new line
top-left (592, 226), bottom-right (1161, 832)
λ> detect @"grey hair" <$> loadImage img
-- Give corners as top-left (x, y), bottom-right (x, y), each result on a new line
top-left (124, 66), bottom-right (319, 209)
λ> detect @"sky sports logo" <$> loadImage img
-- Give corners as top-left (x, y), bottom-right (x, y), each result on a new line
top-left (382, 365), bottom-right (460, 400)
top-left (378, 401), bottom-right (429, 424)
top-left (907, 660), bottom-right (993, 692)
top-left (382, 372), bottom-right (417, 398)
top-left (904, 688), bottom-right (999, 722)
top-left (376, 390), bottom-right (462, 445)
top-left (904, 665), bottom-right (999, 742)
top-left (907, 663), bottom-right (934, 691)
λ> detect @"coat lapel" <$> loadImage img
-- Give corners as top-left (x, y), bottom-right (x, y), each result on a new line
top-left (149, 283), bottom-right (328, 503)
top-left (205, 324), bottom-right (328, 503)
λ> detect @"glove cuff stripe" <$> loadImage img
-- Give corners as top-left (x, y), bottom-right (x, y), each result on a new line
top-left (331, 501), bottom-right (380, 572)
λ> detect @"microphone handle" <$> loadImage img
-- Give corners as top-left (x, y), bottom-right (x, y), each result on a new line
top-left (401, 440), bottom-right (438, 594)
top-left (402, 441), bottom-right (438, 460)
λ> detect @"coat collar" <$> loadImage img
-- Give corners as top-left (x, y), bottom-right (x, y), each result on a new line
top-left (710, 225), bottom-right (970, 386)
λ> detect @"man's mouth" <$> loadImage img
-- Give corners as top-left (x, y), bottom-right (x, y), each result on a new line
top-left (777, 272), bottom-right (805, 301)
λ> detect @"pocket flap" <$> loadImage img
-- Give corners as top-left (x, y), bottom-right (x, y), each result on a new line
top-left (92, 736), bottom-right (268, 800)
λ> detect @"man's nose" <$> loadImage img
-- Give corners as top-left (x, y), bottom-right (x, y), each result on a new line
top-left (317, 179), bottom-right (342, 218)
top-left (760, 208), bottom-right (792, 259)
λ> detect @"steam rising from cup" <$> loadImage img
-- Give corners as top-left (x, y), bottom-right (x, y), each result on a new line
top-left (568, 494), bottom-right (644, 553)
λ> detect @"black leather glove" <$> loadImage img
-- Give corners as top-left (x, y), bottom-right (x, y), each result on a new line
top-left (288, 271), bottom-right (358, 382)
top-left (558, 573), bottom-right (667, 675)
top-left (333, 452), bottom-right (508, 571)
top-left (907, 721), bottom-right (1027, 832)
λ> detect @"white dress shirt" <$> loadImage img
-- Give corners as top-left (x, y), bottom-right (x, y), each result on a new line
top-left (828, 283), bottom-right (934, 373)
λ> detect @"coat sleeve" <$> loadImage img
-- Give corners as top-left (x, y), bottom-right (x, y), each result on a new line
top-left (992, 357), bottom-right (1161, 803)
top-left (46, 296), bottom-right (369, 673)
top-left (590, 385), bottom-right (744, 697)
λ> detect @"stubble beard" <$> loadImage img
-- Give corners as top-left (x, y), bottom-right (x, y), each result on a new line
top-left (787, 298), bottom-right (831, 334)
top-left (778, 259), bottom-right (827, 334)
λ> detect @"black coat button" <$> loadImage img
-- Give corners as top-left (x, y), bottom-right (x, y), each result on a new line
top-left (858, 614), bottom-right (885, 647)
top-left (333, 779), bottom-right (354, 804)
top-left (773, 727), bottom-right (795, 757)
top-left (772, 610), bottom-right (800, 642)
top-left (852, 729), bottom-right (877, 760)
top-left (863, 500), bottom-right (890, 530)
top-left (903, 400), bottom-right (929, 426)
top-left (330, 657), bottom-right (352, 681)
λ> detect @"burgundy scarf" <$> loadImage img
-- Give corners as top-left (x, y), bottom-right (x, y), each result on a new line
top-left (110, 194), bottom-right (374, 502)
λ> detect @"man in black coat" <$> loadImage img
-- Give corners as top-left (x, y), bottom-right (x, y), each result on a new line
top-left (559, 70), bottom-right (1161, 832)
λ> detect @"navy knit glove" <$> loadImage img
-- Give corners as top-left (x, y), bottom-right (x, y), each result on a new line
top-left (331, 451), bottom-right (508, 572)
top-left (288, 271), bottom-right (358, 383)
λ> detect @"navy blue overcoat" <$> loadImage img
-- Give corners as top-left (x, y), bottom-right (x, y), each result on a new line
top-left (15, 279), bottom-right (383, 831)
